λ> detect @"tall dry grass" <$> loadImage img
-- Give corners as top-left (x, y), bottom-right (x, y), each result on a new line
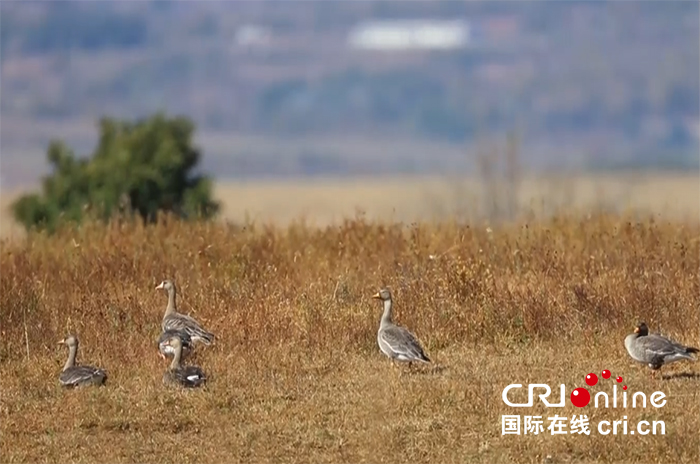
top-left (1, 213), bottom-right (699, 463)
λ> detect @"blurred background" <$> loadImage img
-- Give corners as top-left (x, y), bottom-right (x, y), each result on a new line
top-left (1, 1), bottom-right (698, 234)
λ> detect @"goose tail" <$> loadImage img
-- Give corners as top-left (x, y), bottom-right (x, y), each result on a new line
top-left (199, 330), bottom-right (215, 345)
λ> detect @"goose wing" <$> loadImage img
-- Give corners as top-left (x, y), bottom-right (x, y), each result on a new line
top-left (163, 313), bottom-right (214, 344)
top-left (655, 334), bottom-right (699, 354)
top-left (379, 325), bottom-right (430, 362)
top-left (174, 366), bottom-right (207, 388)
top-left (158, 329), bottom-right (193, 348)
top-left (637, 334), bottom-right (695, 364)
top-left (60, 365), bottom-right (107, 387)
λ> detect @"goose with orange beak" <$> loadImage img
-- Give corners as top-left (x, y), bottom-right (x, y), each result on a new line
top-left (372, 287), bottom-right (431, 368)
top-left (57, 335), bottom-right (107, 388)
top-left (625, 321), bottom-right (698, 378)
top-left (156, 279), bottom-right (215, 346)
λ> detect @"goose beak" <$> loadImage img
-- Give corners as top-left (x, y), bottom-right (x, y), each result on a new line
top-left (155, 282), bottom-right (164, 290)
top-left (372, 292), bottom-right (381, 300)
top-left (57, 339), bottom-right (65, 345)
top-left (634, 326), bottom-right (640, 333)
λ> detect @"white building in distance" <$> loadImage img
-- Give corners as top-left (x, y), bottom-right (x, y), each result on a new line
top-left (348, 19), bottom-right (471, 51)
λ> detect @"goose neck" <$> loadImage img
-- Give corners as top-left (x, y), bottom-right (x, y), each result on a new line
top-left (164, 287), bottom-right (177, 316)
top-left (380, 299), bottom-right (393, 326)
top-left (63, 345), bottom-right (77, 371)
top-left (170, 345), bottom-right (182, 370)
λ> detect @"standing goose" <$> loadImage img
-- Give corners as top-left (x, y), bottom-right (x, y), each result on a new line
top-left (372, 287), bottom-right (431, 368)
top-left (156, 280), bottom-right (215, 345)
top-left (625, 321), bottom-right (698, 378)
top-left (157, 329), bottom-right (193, 360)
top-left (57, 335), bottom-right (107, 388)
top-left (162, 335), bottom-right (207, 388)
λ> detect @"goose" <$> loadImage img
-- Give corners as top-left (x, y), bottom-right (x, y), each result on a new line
top-left (156, 280), bottom-right (215, 345)
top-left (624, 321), bottom-right (698, 378)
top-left (162, 335), bottom-right (207, 388)
top-left (57, 335), bottom-right (107, 388)
top-left (157, 329), bottom-right (193, 360)
top-left (372, 287), bottom-right (431, 368)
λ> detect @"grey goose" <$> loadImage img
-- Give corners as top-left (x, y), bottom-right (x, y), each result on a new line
top-left (372, 287), bottom-right (431, 367)
top-left (58, 335), bottom-right (107, 388)
top-left (162, 335), bottom-right (207, 388)
top-left (625, 321), bottom-right (698, 378)
top-left (156, 280), bottom-right (215, 345)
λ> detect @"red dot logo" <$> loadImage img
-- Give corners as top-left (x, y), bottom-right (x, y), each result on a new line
top-left (570, 388), bottom-right (590, 408)
top-left (616, 376), bottom-right (623, 383)
top-left (602, 369), bottom-right (611, 379)
top-left (585, 373), bottom-right (598, 386)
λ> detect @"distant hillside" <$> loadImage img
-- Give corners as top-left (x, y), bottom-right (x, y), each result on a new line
top-left (0, 1), bottom-right (698, 187)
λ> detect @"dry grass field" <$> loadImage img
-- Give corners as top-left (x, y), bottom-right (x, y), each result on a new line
top-left (1, 210), bottom-right (699, 463)
top-left (213, 172), bottom-right (700, 225)
top-left (2, 172), bottom-right (699, 238)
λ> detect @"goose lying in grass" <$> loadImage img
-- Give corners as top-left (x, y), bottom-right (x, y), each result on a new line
top-left (372, 287), bottom-right (431, 368)
top-left (58, 335), bottom-right (107, 388)
top-left (625, 321), bottom-right (698, 378)
top-left (156, 279), bottom-right (215, 345)
top-left (162, 335), bottom-right (207, 389)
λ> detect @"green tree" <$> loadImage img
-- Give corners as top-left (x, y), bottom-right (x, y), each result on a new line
top-left (12, 113), bottom-right (220, 232)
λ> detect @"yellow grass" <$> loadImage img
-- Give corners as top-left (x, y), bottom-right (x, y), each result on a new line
top-left (1, 212), bottom-right (699, 463)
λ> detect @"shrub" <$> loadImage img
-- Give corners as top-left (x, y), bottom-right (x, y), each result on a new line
top-left (12, 113), bottom-right (220, 232)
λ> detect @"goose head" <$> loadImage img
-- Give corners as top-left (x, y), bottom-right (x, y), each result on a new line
top-left (634, 322), bottom-right (649, 336)
top-left (156, 280), bottom-right (175, 292)
top-left (58, 334), bottom-right (79, 348)
top-left (372, 287), bottom-right (392, 302)
top-left (163, 335), bottom-right (183, 350)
